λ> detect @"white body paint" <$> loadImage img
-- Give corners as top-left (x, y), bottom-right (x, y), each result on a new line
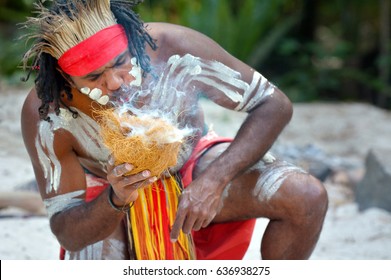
top-left (36, 108), bottom-right (110, 194)
top-left (152, 54), bottom-right (275, 112)
top-left (235, 72), bottom-right (276, 112)
top-left (64, 238), bottom-right (127, 260)
top-left (43, 190), bottom-right (85, 219)
top-left (80, 87), bottom-right (110, 105)
top-left (129, 57), bottom-right (142, 87)
top-left (251, 159), bottom-right (307, 201)
top-left (187, 137), bottom-right (299, 208)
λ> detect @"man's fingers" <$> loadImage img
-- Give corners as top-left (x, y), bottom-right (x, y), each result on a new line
top-left (191, 219), bottom-right (203, 232)
top-left (112, 163), bottom-right (133, 177)
top-left (170, 212), bottom-right (186, 242)
top-left (109, 165), bottom-right (155, 187)
top-left (201, 216), bottom-right (214, 229)
top-left (182, 214), bottom-right (198, 234)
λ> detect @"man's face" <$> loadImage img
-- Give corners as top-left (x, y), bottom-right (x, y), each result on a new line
top-left (70, 51), bottom-right (141, 105)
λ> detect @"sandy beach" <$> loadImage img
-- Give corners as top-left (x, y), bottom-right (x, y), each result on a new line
top-left (1, 86), bottom-right (391, 260)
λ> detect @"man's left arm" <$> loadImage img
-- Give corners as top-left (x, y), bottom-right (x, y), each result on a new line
top-left (164, 24), bottom-right (293, 240)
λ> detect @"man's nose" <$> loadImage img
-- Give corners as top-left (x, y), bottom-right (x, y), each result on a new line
top-left (103, 69), bottom-right (124, 92)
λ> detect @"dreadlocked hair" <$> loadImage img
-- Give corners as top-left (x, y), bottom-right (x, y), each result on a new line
top-left (21, 0), bottom-right (157, 121)
top-left (35, 52), bottom-right (76, 121)
top-left (111, 1), bottom-right (157, 76)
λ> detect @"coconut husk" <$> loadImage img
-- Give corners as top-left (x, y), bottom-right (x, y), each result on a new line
top-left (96, 108), bottom-right (183, 177)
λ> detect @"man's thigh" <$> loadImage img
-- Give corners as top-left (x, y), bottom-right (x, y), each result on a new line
top-left (193, 143), bottom-right (308, 223)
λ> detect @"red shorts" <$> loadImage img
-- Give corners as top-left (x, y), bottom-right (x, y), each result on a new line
top-left (180, 131), bottom-right (256, 260)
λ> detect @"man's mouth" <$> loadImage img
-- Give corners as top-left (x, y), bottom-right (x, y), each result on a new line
top-left (110, 84), bottom-right (133, 105)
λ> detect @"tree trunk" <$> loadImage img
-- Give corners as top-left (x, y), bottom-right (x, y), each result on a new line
top-left (378, 0), bottom-right (390, 107)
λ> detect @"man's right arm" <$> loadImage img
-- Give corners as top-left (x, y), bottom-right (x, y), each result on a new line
top-left (21, 90), bottom-right (126, 251)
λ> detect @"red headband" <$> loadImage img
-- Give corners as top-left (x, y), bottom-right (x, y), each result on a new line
top-left (58, 24), bottom-right (128, 77)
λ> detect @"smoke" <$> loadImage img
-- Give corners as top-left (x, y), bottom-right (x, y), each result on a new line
top-left (108, 54), bottom-right (208, 138)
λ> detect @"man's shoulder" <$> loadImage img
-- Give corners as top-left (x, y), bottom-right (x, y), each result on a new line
top-left (20, 89), bottom-right (44, 163)
top-left (21, 88), bottom-right (41, 127)
top-left (145, 22), bottom-right (226, 63)
top-left (21, 89), bottom-right (63, 137)
top-left (146, 22), bottom-right (205, 53)
top-left (21, 89), bottom-right (79, 159)
top-left (146, 22), bottom-right (191, 37)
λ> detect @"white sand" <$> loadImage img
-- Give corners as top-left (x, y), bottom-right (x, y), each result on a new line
top-left (1, 87), bottom-right (391, 260)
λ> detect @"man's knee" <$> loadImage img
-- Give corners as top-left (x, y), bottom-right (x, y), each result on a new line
top-left (282, 173), bottom-right (328, 225)
top-left (304, 175), bottom-right (328, 218)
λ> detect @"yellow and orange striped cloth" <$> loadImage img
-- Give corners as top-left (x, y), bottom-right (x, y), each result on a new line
top-left (129, 175), bottom-right (196, 260)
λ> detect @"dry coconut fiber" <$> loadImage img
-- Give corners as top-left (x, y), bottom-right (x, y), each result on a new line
top-left (97, 108), bottom-right (185, 176)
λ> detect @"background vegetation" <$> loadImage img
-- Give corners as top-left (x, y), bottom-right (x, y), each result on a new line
top-left (1, 0), bottom-right (390, 109)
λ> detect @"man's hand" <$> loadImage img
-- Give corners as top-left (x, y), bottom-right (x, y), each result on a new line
top-left (106, 156), bottom-right (157, 204)
top-left (170, 176), bottom-right (223, 242)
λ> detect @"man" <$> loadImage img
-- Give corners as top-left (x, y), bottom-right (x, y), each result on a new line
top-left (21, 0), bottom-right (328, 260)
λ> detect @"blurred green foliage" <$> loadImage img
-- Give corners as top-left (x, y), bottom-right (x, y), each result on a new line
top-left (1, 0), bottom-right (390, 108)
top-left (137, 0), bottom-right (297, 65)
top-left (0, 0), bottom-right (36, 84)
